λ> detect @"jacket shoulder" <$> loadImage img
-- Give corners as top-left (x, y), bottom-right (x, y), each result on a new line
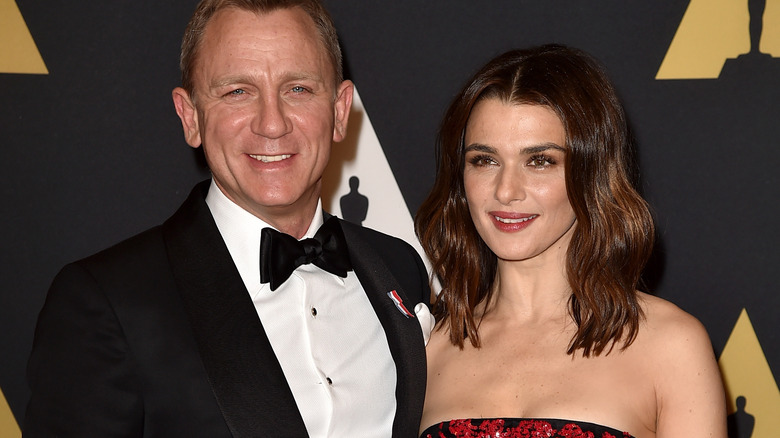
top-left (338, 219), bottom-right (416, 253)
top-left (338, 219), bottom-right (431, 305)
top-left (72, 226), bottom-right (168, 283)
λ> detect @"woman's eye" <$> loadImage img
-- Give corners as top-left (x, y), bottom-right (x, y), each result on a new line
top-left (468, 155), bottom-right (497, 167)
top-left (529, 155), bottom-right (554, 167)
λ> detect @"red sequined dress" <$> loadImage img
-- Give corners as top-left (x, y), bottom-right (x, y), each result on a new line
top-left (421, 418), bottom-right (635, 438)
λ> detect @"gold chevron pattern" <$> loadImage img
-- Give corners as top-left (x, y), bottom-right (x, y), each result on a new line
top-left (657, 0), bottom-right (780, 79)
top-left (0, 387), bottom-right (20, 438)
top-left (718, 308), bottom-right (780, 437)
top-left (0, 0), bottom-right (48, 74)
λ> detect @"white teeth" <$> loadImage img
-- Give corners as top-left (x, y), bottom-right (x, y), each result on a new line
top-left (250, 154), bottom-right (292, 163)
top-left (494, 215), bottom-right (536, 224)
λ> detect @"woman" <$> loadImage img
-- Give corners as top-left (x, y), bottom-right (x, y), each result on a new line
top-left (415, 45), bottom-right (726, 438)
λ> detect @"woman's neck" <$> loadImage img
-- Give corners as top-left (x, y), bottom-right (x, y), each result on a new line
top-left (487, 247), bottom-right (572, 324)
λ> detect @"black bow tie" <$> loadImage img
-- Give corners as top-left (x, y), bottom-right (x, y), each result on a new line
top-left (260, 217), bottom-right (352, 291)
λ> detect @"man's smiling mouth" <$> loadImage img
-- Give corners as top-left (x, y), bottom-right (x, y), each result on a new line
top-left (249, 154), bottom-right (292, 163)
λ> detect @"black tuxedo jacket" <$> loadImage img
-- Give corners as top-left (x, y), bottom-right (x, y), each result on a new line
top-left (25, 181), bottom-right (430, 438)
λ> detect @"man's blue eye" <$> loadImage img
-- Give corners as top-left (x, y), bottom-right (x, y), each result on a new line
top-left (291, 86), bottom-right (307, 93)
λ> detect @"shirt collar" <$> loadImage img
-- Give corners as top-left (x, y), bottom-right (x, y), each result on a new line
top-left (204, 179), bottom-right (323, 294)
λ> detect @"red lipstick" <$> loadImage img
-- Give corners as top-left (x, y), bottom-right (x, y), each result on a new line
top-left (489, 211), bottom-right (538, 232)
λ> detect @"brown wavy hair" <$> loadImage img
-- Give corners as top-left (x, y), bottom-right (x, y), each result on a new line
top-left (414, 44), bottom-right (654, 356)
top-left (179, 0), bottom-right (343, 98)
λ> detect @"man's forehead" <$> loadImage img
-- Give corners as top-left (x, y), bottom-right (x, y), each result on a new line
top-left (204, 7), bottom-right (314, 42)
top-left (197, 7), bottom-right (336, 80)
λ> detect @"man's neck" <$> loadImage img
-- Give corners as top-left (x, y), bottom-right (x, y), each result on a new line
top-left (208, 179), bottom-right (321, 239)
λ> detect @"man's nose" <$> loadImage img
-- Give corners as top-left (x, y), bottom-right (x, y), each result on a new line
top-left (252, 95), bottom-right (292, 138)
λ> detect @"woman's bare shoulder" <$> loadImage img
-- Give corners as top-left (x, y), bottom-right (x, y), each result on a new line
top-left (637, 292), bottom-right (711, 347)
top-left (634, 292), bottom-right (727, 436)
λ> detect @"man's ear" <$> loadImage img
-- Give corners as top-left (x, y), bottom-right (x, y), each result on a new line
top-left (332, 80), bottom-right (354, 143)
top-left (172, 87), bottom-right (202, 148)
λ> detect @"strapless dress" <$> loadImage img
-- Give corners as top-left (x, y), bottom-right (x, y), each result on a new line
top-left (421, 418), bottom-right (634, 438)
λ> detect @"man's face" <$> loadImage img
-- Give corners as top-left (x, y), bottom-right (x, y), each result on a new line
top-left (173, 7), bottom-right (352, 235)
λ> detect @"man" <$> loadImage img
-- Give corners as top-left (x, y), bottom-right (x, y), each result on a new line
top-left (24, 1), bottom-right (431, 436)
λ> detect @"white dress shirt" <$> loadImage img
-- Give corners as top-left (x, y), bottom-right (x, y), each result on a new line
top-left (205, 180), bottom-right (396, 437)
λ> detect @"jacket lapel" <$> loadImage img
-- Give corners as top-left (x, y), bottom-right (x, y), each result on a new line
top-left (162, 182), bottom-right (308, 438)
top-left (339, 220), bottom-right (427, 438)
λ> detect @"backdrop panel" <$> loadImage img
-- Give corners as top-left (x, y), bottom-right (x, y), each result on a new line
top-left (1, 0), bottom-right (777, 434)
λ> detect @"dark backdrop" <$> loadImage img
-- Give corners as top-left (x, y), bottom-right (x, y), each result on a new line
top-left (2, 0), bottom-right (777, 429)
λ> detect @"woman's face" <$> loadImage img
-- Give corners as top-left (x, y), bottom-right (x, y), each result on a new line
top-left (463, 99), bottom-right (576, 263)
